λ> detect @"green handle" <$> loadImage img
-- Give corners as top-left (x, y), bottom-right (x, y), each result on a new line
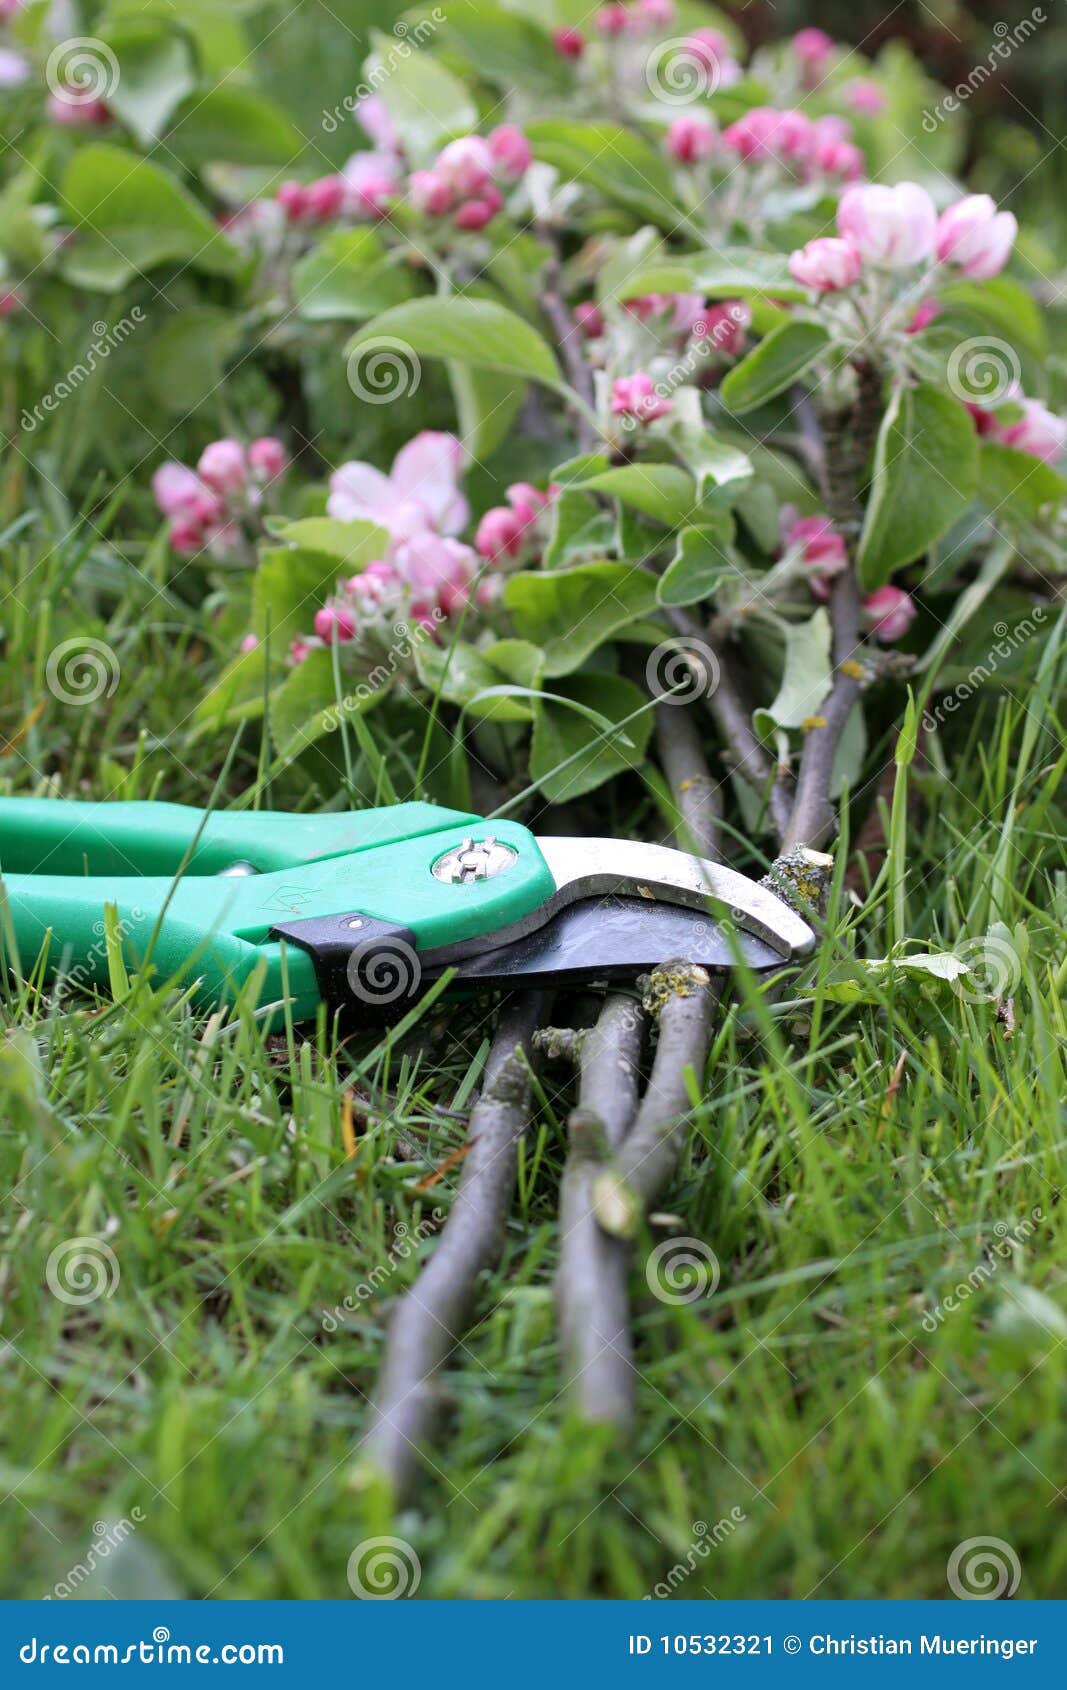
top-left (0, 799), bottom-right (555, 1018)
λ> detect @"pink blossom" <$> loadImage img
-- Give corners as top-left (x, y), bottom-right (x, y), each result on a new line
top-left (314, 604), bottom-right (357, 643)
top-left (964, 401), bottom-right (1000, 437)
top-left (789, 236), bottom-right (862, 292)
top-left (303, 175), bottom-right (346, 222)
top-left (475, 504), bottom-right (533, 562)
top-left (0, 287), bottom-right (21, 315)
top-left (665, 114), bottom-right (716, 164)
top-left (812, 115), bottom-right (853, 145)
top-left (574, 300), bottom-right (605, 338)
top-left (863, 586), bottom-right (916, 642)
top-left (240, 633), bottom-right (259, 653)
top-left (355, 96), bottom-right (400, 156)
top-left (685, 29), bottom-right (733, 76)
top-left (905, 299), bottom-right (942, 334)
top-left (395, 533), bottom-right (476, 607)
top-left (723, 107), bottom-right (812, 164)
top-left (289, 639), bottom-right (311, 666)
top-left (436, 136), bottom-right (495, 198)
top-left (198, 439), bottom-right (248, 494)
top-left (152, 461), bottom-right (206, 517)
top-left (247, 438), bottom-right (288, 482)
top-left (837, 181), bottom-right (937, 268)
top-left (846, 78), bottom-right (886, 115)
top-left (786, 513), bottom-right (849, 579)
top-left (408, 169), bottom-right (453, 217)
top-left (811, 139), bottom-right (865, 180)
top-left (47, 90), bottom-right (110, 126)
top-left (596, 4), bottom-right (630, 36)
top-left (328, 431), bottom-right (468, 540)
top-left (552, 26), bottom-right (585, 59)
top-left (348, 559), bottom-right (400, 608)
top-left (488, 125), bottom-right (532, 179)
top-left (453, 188), bottom-right (502, 231)
top-left (998, 398), bottom-right (1067, 463)
top-left (276, 181), bottom-right (308, 221)
top-left (936, 194), bottom-right (1017, 280)
top-left (792, 28), bottom-right (835, 83)
top-left (169, 519), bottom-right (204, 556)
top-left (0, 48), bottom-right (29, 87)
top-left (611, 372), bottom-right (673, 423)
top-left (637, 0), bottom-right (674, 22)
top-left (701, 301), bottom-right (750, 357)
top-left (341, 151), bottom-right (401, 217)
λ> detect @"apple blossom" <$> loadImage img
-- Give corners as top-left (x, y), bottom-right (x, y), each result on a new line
top-left (552, 26), bottom-right (585, 59)
top-left (0, 287), bottom-right (21, 315)
top-left (342, 152), bottom-right (400, 218)
top-left (488, 125), bottom-right (532, 179)
top-left (152, 462), bottom-right (208, 517)
top-left (863, 586), bottom-right (916, 642)
top-left (612, 373), bottom-right (673, 423)
top-left (906, 299), bottom-right (942, 334)
top-left (596, 4), bottom-right (630, 37)
top-left (837, 181), bottom-right (937, 268)
top-left (722, 107), bottom-right (813, 164)
top-left (247, 438), bottom-right (288, 482)
top-left (574, 301), bottom-right (605, 338)
top-left (198, 439), bottom-right (248, 494)
top-left (408, 170), bottom-right (453, 217)
top-left (665, 114), bottom-right (716, 163)
top-left (169, 519), bottom-right (204, 556)
top-left (811, 138), bottom-right (865, 180)
top-left (785, 513), bottom-right (849, 586)
top-left (303, 175), bottom-right (346, 222)
top-left (998, 398), bottom-right (1067, 463)
top-left (701, 301), bottom-right (751, 357)
top-left (328, 432), bottom-right (468, 540)
top-left (846, 78), bottom-right (886, 115)
top-left (276, 181), bottom-right (308, 221)
top-left (47, 89), bottom-right (110, 126)
top-left (437, 136), bottom-right (495, 198)
top-left (936, 194), bottom-right (1017, 280)
top-left (454, 189), bottom-right (502, 231)
top-left (792, 28), bottom-right (835, 84)
top-left (314, 604), bottom-right (357, 643)
top-left (789, 236), bottom-right (863, 292)
top-left (476, 505), bottom-right (533, 562)
top-left (0, 47), bottom-right (29, 87)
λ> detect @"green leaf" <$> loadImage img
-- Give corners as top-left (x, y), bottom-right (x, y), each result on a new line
top-left (504, 562), bottom-right (659, 675)
top-left (414, 640), bottom-right (539, 721)
top-left (857, 382), bottom-right (979, 589)
top-left (102, 20), bottom-right (196, 144)
top-left (366, 40), bottom-right (476, 159)
top-left (657, 517), bottom-right (736, 607)
top-left (105, 0), bottom-right (249, 75)
top-left (61, 145), bottom-right (239, 290)
top-left (145, 306), bottom-right (240, 413)
top-left (576, 463), bottom-right (696, 528)
top-left (252, 524), bottom-right (388, 642)
top-left (530, 674), bottom-right (652, 802)
top-left (613, 248), bottom-right (807, 303)
top-left (272, 519), bottom-right (391, 568)
top-left (666, 423), bottom-right (753, 495)
top-left (977, 442), bottom-right (1066, 522)
top-left (346, 298), bottom-right (563, 391)
top-left (721, 321), bottom-right (831, 414)
top-left (526, 121), bottom-right (681, 224)
top-left (271, 649), bottom-right (377, 761)
top-left (753, 611), bottom-right (833, 739)
top-left (938, 275), bottom-right (1046, 360)
top-left (443, 5), bottom-right (569, 91)
top-left (448, 361), bottom-right (526, 460)
top-left (168, 87), bottom-right (303, 167)
top-left (293, 230), bottom-right (417, 322)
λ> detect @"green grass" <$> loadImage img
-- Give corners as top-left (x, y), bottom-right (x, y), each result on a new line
top-left (2, 507), bottom-right (1066, 1600)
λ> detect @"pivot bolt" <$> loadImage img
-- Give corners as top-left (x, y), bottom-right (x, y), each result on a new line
top-left (432, 836), bottom-right (518, 885)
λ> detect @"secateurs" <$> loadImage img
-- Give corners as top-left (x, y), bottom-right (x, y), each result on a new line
top-left (0, 798), bottom-right (815, 1017)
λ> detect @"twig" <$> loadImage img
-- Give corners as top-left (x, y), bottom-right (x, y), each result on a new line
top-left (653, 700), bottom-right (723, 861)
top-left (666, 608), bottom-right (794, 843)
top-left (593, 966), bottom-right (721, 1238)
top-left (782, 567), bottom-right (864, 851)
top-left (555, 994), bottom-right (647, 1425)
top-left (537, 229), bottom-right (598, 453)
top-left (355, 992), bottom-right (547, 1501)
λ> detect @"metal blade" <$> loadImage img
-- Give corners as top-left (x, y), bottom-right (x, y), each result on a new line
top-left (422, 895), bottom-right (786, 990)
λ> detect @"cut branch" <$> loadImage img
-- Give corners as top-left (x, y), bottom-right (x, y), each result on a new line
top-left (654, 699), bottom-right (723, 861)
top-left (555, 994), bottom-right (647, 1425)
top-left (593, 966), bottom-right (722, 1238)
top-left (783, 566), bottom-right (864, 851)
top-left (355, 991), bottom-right (547, 1501)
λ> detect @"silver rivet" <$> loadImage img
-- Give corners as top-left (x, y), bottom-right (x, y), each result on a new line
top-left (432, 838), bottom-right (519, 885)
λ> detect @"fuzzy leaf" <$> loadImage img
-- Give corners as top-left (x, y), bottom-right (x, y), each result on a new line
top-left (504, 562), bottom-right (659, 675)
top-left (346, 298), bottom-right (562, 390)
top-left (857, 382), bottom-right (979, 589)
top-left (720, 321), bottom-right (830, 414)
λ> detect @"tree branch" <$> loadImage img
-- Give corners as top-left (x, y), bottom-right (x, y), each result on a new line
top-left (538, 231), bottom-right (598, 454)
top-left (653, 698), bottom-right (723, 861)
top-left (355, 992), bottom-right (547, 1501)
top-left (782, 566), bottom-right (865, 851)
top-left (554, 994), bottom-right (647, 1425)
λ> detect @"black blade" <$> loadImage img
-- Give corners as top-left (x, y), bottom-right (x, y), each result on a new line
top-left (422, 895), bottom-right (785, 990)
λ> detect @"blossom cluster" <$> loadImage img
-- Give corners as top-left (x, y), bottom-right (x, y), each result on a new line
top-left (790, 184), bottom-right (1018, 290)
top-left (781, 510), bottom-right (915, 641)
top-left (152, 438), bottom-right (288, 558)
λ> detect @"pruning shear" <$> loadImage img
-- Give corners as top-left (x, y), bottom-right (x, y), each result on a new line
top-left (0, 799), bottom-right (815, 1018)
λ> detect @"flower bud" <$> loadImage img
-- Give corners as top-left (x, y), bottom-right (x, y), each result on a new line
top-left (846, 78), bottom-right (886, 115)
top-left (998, 398), bottom-right (1066, 463)
top-left (574, 300), bottom-right (605, 338)
top-left (611, 372), bottom-right (672, 423)
top-left (595, 5), bottom-right (629, 37)
top-left (247, 438), bottom-right (288, 482)
top-left (552, 26), bottom-right (585, 59)
top-left (314, 604), bottom-right (357, 643)
top-left (863, 586), bottom-right (916, 642)
top-left (407, 169), bottom-right (453, 216)
top-left (665, 114), bottom-right (716, 163)
top-left (303, 175), bottom-right (346, 222)
top-left (488, 124), bottom-right (532, 179)
top-left (475, 505), bottom-right (531, 561)
top-left (197, 439), bottom-right (248, 494)
top-left (152, 461), bottom-right (206, 517)
top-left (792, 28), bottom-right (835, 83)
top-left (837, 181), bottom-right (937, 268)
top-left (789, 236), bottom-right (863, 292)
top-left (437, 136), bottom-right (495, 198)
top-left (936, 193), bottom-right (1017, 280)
